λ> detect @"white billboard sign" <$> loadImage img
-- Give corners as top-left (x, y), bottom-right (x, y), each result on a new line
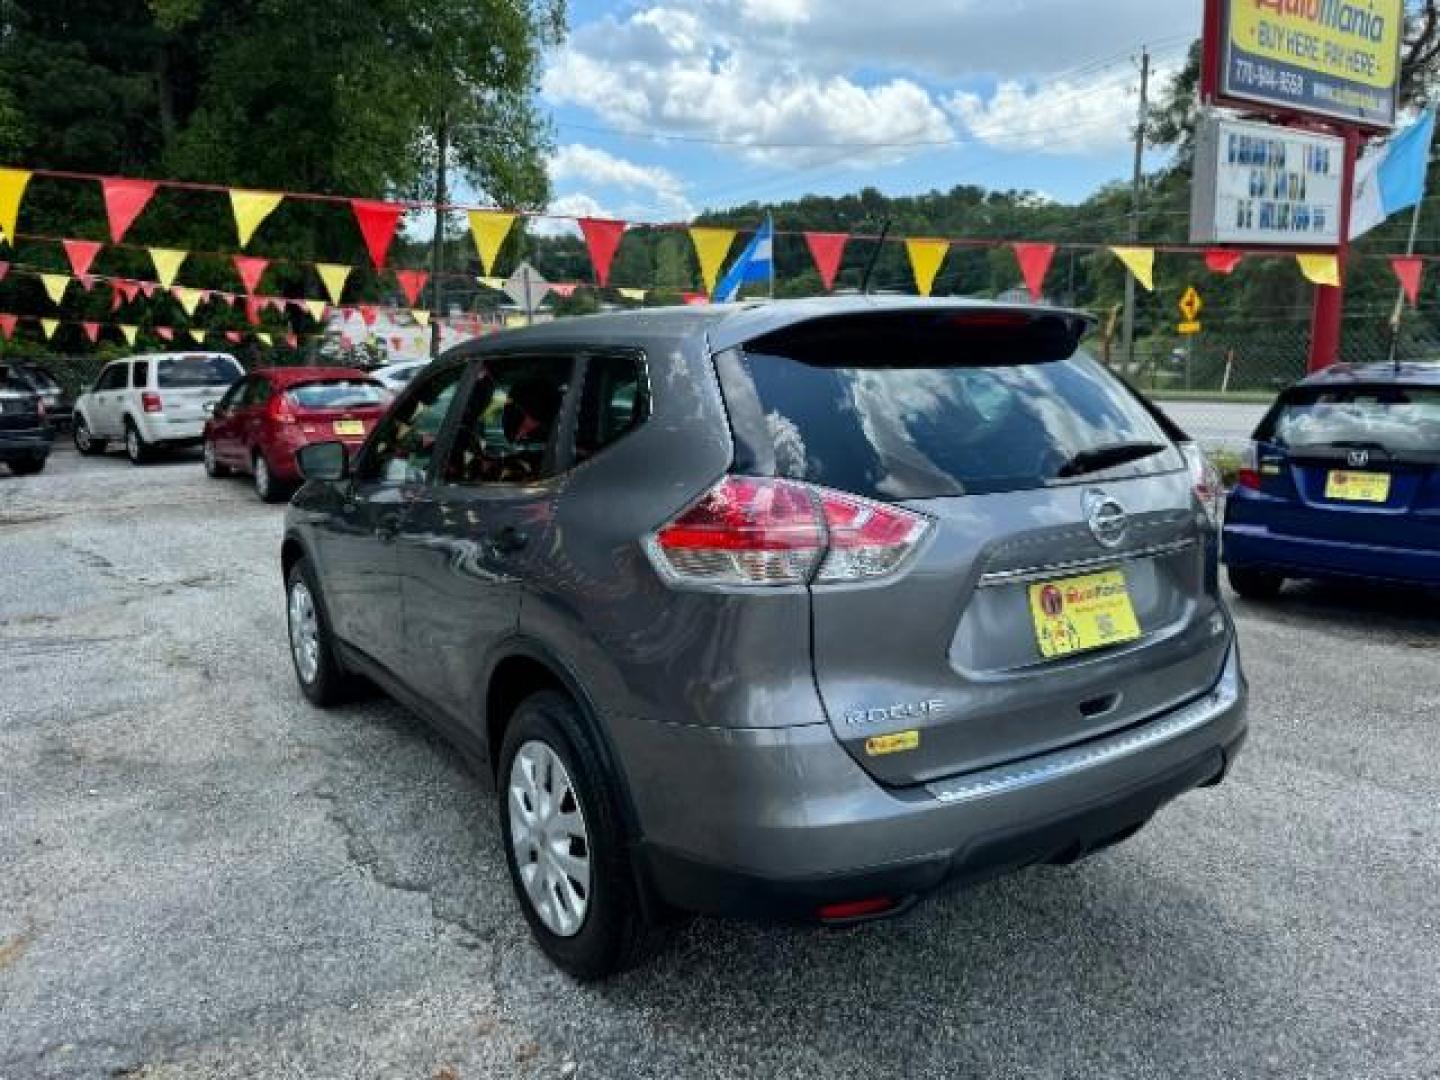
top-left (1190, 116), bottom-right (1344, 247)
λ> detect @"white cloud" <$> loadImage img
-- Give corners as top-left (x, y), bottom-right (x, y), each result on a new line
top-left (532, 193), bottom-right (610, 238)
top-left (549, 145), bottom-right (692, 214)
top-left (738, 0), bottom-right (813, 26)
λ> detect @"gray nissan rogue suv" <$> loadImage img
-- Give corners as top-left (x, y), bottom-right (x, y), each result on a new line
top-left (281, 298), bottom-right (1247, 979)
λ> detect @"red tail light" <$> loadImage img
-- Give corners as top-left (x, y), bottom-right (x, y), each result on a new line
top-left (141, 391), bottom-right (162, 413)
top-left (649, 476), bottom-right (931, 587)
top-left (1235, 441), bottom-right (1261, 491)
top-left (817, 897), bottom-right (897, 921)
top-left (269, 393), bottom-right (297, 424)
top-left (1178, 442), bottom-right (1222, 525)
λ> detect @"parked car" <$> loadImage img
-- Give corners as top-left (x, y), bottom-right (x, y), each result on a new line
top-left (73, 352), bottom-right (243, 464)
top-left (1224, 361), bottom-right (1440, 596)
top-left (204, 366), bottom-right (388, 502)
top-left (371, 360), bottom-right (427, 393)
top-left (0, 362), bottom-right (54, 475)
top-left (9, 361), bottom-right (73, 431)
top-left (281, 299), bottom-right (1247, 979)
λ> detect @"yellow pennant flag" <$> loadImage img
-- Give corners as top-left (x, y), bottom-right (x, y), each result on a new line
top-left (618, 287), bottom-right (647, 302)
top-left (188, 328), bottom-right (207, 344)
top-left (229, 189), bottom-right (283, 247)
top-left (479, 276), bottom-right (506, 291)
top-left (149, 248), bottom-right (188, 289)
top-left (904, 239), bottom-right (950, 297)
top-left (174, 286), bottom-right (204, 317)
top-left (689, 228), bottom-right (736, 295)
top-left (1296, 253), bottom-right (1340, 287)
top-left (40, 317), bottom-right (58, 341)
top-left (468, 211), bottom-right (517, 275)
top-left (411, 308), bottom-right (430, 328)
top-left (1109, 246), bottom-right (1155, 292)
top-left (0, 168), bottom-right (32, 245)
top-left (304, 299), bottom-right (327, 322)
top-left (256, 331), bottom-right (273, 346)
top-left (119, 324), bottom-right (138, 346)
top-left (315, 263), bottom-right (352, 305)
top-left (40, 273), bottom-right (70, 306)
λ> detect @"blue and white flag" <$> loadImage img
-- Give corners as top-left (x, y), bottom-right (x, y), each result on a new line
top-left (1351, 109), bottom-right (1435, 239)
top-left (715, 215), bottom-right (774, 302)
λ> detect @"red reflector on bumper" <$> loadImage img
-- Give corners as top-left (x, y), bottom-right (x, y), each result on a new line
top-left (817, 897), bottom-right (895, 921)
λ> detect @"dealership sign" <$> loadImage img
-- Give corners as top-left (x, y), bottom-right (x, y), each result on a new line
top-left (1190, 116), bottom-right (1345, 245)
top-left (1216, 0), bottom-right (1404, 128)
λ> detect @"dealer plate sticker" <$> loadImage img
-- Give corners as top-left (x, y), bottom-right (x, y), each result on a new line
top-left (333, 420), bottom-right (365, 436)
top-left (1325, 470), bottom-right (1390, 503)
top-left (1028, 569), bottom-right (1141, 659)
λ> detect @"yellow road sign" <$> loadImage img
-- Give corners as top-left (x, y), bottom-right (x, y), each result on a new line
top-left (1177, 320), bottom-right (1202, 335)
top-left (1178, 286), bottom-right (1202, 322)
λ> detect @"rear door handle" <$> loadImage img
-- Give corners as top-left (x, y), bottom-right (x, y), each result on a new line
top-left (490, 526), bottom-right (529, 555)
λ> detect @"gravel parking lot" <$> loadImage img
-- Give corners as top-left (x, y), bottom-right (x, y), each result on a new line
top-left (3, 448), bottom-right (1438, 1080)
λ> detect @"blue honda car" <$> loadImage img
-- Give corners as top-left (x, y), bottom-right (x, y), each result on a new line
top-left (1223, 362), bottom-right (1440, 598)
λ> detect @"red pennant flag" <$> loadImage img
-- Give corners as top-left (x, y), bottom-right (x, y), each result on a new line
top-left (78, 275), bottom-right (97, 292)
top-left (1204, 249), bottom-right (1244, 275)
top-left (62, 239), bottom-right (103, 278)
top-left (550, 283), bottom-right (579, 298)
top-left (1012, 243), bottom-right (1056, 301)
top-left (804, 232), bottom-right (849, 291)
top-left (682, 291), bottom-right (708, 305)
top-left (0, 313), bottom-right (15, 339)
top-left (119, 281), bottom-right (141, 303)
top-left (352, 200), bottom-right (405, 269)
top-left (1390, 256), bottom-right (1424, 306)
top-left (138, 281), bottom-right (156, 299)
top-left (225, 330), bottom-right (242, 344)
top-left (578, 218), bottom-right (626, 286)
top-left (395, 269), bottom-right (428, 307)
top-left (233, 255), bottom-right (268, 295)
top-left (110, 283), bottom-right (123, 313)
top-left (101, 178), bottom-right (157, 243)
top-left (359, 304), bottom-right (378, 327)
top-left (156, 326), bottom-right (174, 342)
top-left (81, 321), bottom-right (100, 343)
top-left (244, 297), bottom-right (263, 326)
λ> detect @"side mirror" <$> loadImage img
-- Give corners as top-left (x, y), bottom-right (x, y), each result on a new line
top-left (297, 441), bottom-right (350, 482)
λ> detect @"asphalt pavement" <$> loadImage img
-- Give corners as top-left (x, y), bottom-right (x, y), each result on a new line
top-left (1156, 399), bottom-right (1272, 451)
top-left (2, 448), bottom-right (1438, 1079)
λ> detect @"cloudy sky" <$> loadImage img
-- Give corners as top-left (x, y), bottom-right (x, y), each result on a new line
top-left (537, 0), bottom-right (1200, 225)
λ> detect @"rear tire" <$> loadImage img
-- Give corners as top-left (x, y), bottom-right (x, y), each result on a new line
top-left (1228, 566), bottom-right (1285, 600)
top-left (285, 558), bottom-right (355, 707)
top-left (203, 438), bottom-right (231, 478)
top-left (253, 452), bottom-right (286, 503)
top-left (73, 417), bottom-right (106, 456)
top-left (124, 420), bottom-right (151, 465)
top-left (498, 691), bottom-right (662, 980)
top-left (9, 455), bottom-right (46, 475)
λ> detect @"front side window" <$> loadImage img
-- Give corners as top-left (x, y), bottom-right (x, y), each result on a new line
top-left (217, 378), bottom-right (251, 411)
top-left (96, 365), bottom-right (126, 392)
top-left (443, 354), bottom-right (573, 485)
top-left (360, 362), bottom-right (466, 485)
top-left (574, 353), bottom-right (649, 465)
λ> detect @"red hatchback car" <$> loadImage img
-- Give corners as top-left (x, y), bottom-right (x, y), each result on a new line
top-left (203, 367), bottom-right (389, 501)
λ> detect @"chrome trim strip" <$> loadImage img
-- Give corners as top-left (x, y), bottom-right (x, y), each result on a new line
top-left (977, 538), bottom-right (1197, 587)
top-left (926, 648), bottom-right (1241, 805)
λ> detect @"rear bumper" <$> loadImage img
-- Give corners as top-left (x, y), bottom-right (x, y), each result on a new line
top-left (630, 643), bottom-right (1248, 921)
top-left (0, 428), bottom-right (54, 460)
top-left (1224, 522), bottom-right (1440, 586)
top-left (140, 416), bottom-right (206, 446)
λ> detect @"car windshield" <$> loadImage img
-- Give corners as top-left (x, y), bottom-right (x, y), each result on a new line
top-left (157, 355), bottom-right (242, 388)
top-left (1266, 386), bottom-right (1440, 455)
top-left (285, 380), bottom-right (387, 410)
top-left (722, 343), bottom-right (1180, 500)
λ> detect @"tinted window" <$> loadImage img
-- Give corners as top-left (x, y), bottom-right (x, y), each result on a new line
top-left (1265, 386), bottom-right (1440, 455)
top-left (444, 355), bottom-right (572, 484)
top-left (131, 361), bottom-right (150, 388)
top-left (720, 347), bottom-right (1179, 500)
top-left (157, 355), bottom-right (242, 388)
top-left (574, 353), bottom-right (648, 464)
top-left (285, 380), bottom-right (386, 410)
top-left (0, 366), bottom-right (31, 393)
top-left (96, 365), bottom-right (127, 391)
top-left (361, 363), bottom-right (465, 484)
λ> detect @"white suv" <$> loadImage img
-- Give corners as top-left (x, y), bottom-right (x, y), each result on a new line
top-left (73, 353), bottom-right (243, 464)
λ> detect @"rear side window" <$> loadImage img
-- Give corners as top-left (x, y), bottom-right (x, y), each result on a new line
top-left (718, 322), bottom-right (1179, 501)
top-left (1263, 386), bottom-right (1440, 455)
top-left (158, 355), bottom-right (242, 388)
top-left (284, 380), bottom-right (386, 410)
top-left (130, 362), bottom-right (149, 388)
top-left (574, 353), bottom-right (648, 464)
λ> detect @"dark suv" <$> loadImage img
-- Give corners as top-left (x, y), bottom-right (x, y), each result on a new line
top-left (0, 363), bottom-right (53, 475)
top-left (281, 298), bottom-right (1247, 979)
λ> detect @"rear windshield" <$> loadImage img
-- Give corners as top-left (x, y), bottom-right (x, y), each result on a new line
top-left (157, 355), bottom-right (242, 388)
top-left (1263, 386), bottom-right (1440, 455)
top-left (719, 346), bottom-right (1180, 500)
top-left (284, 380), bottom-right (386, 410)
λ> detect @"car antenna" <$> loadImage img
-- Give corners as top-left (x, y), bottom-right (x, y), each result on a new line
top-left (860, 219), bottom-right (891, 296)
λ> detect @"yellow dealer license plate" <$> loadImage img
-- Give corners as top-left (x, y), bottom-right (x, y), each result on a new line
top-left (1028, 569), bottom-right (1142, 660)
top-left (1325, 470), bottom-right (1390, 503)
top-left (333, 420), bottom-right (365, 436)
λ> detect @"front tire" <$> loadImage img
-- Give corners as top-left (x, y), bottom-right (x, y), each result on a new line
top-left (203, 438), bottom-right (231, 478)
top-left (254, 453), bottom-right (286, 503)
top-left (124, 420), bottom-right (151, 465)
top-left (73, 417), bottom-right (106, 456)
top-left (285, 559), bottom-right (353, 706)
top-left (499, 691), bottom-right (660, 980)
top-left (9, 455), bottom-right (46, 475)
top-left (1228, 566), bottom-right (1285, 600)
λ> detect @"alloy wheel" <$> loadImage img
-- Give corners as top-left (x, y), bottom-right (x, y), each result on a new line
top-left (255, 456), bottom-right (271, 499)
top-left (287, 579), bottom-right (320, 685)
top-left (126, 427), bottom-right (140, 461)
top-left (508, 740), bottom-right (593, 937)
top-left (74, 422), bottom-right (91, 453)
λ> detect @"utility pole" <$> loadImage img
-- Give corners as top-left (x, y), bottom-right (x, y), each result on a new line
top-left (1120, 46), bottom-right (1150, 372)
top-left (429, 110), bottom-right (449, 360)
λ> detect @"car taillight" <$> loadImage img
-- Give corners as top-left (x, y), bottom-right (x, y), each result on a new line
top-left (1179, 441), bottom-right (1222, 525)
top-left (1235, 441), bottom-right (1262, 492)
top-left (269, 393), bottom-right (297, 424)
top-left (35, 398), bottom-right (46, 419)
top-left (141, 392), bottom-right (162, 413)
top-left (648, 476), bottom-right (931, 588)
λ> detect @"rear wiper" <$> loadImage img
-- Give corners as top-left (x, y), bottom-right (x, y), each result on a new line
top-left (1055, 441), bottom-right (1167, 479)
